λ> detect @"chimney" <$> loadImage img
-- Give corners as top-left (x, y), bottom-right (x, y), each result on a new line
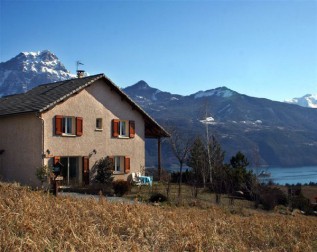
top-left (77, 70), bottom-right (85, 78)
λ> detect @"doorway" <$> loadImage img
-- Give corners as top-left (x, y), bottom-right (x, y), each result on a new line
top-left (60, 157), bottom-right (80, 185)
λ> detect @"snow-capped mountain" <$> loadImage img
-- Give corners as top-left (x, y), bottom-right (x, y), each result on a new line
top-left (193, 87), bottom-right (235, 99)
top-left (0, 50), bottom-right (75, 97)
top-left (285, 94), bottom-right (317, 108)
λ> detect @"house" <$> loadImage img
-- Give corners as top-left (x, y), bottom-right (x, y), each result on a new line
top-left (0, 73), bottom-right (169, 187)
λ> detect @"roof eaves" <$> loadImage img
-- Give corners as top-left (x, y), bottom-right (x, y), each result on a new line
top-left (39, 74), bottom-right (104, 113)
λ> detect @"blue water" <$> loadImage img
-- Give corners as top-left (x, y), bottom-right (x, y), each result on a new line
top-left (164, 166), bottom-right (317, 185)
top-left (250, 166), bottom-right (317, 185)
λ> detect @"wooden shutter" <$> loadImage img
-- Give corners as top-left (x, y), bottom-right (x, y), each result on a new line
top-left (53, 156), bottom-right (61, 165)
top-left (112, 119), bottom-right (119, 138)
top-left (82, 156), bottom-right (89, 185)
top-left (108, 156), bottom-right (114, 170)
top-left (55, 115), bottom-right (63, 135)
top-left (129, 121), bottom-right (135, 138)
top-left (124, 156), bottom-right (130, 174)
top-left (76, 117), bottom-right (83, 136)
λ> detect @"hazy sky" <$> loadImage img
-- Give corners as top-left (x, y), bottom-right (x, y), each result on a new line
top-left (1, 0), bottom-right (316, 101)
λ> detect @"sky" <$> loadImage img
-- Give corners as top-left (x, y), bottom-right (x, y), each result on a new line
top-left (0, 0), bottom-right (316, 101)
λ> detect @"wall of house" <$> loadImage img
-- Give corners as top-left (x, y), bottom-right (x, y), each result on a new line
top-left (42, 79), bottom-right (145, 183)
top-left (0, 113), bottom-right (43, 186)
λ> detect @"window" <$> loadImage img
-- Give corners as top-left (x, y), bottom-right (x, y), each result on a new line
top-left (96, 118), bottom-right (103, 130)
top-left (55, 115), bottom-right (83, 136)
top-left (63, 117), bottom-right (75, 135)
top-left (119, 120), bottom-right (128, 137)
top-left (112, 119), bottom-right (135, 138)
top-left (111, 156), bottom-right (130, 174)
top-left (114, 156), bottom-right (124, 173)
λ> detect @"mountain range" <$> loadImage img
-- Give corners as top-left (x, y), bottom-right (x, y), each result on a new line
top-left (123, 81), bottom-right (317, 167)
top-left (1, 50), bottom-right (317, 167)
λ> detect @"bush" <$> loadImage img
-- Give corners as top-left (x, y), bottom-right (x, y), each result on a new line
top-left (112, 180), bottom-right (130, 196)
top-left (171, 170), bottom-right (194, 184)
top-left (94, 157), bottom-right (114, 185)
top-left (149, 193), bottom-right (168, 203)
top-left (35, 165), bottom-right (51, 185)
top-left (290, 194), bottom-right (313, 215)
top-left (258, 186), bottom-right (288, 210)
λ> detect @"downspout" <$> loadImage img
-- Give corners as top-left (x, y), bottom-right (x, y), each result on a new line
top-left (36, 112), bottom-right (45, 167)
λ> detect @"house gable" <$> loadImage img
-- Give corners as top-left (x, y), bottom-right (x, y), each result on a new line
top-left (41, 79), bottom-right (146, 182)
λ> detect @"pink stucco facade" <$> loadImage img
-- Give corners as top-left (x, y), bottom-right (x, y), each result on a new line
top-left (0, 113), bottom-right (42, 185)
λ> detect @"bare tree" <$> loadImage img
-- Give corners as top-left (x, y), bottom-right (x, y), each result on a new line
top-left (187, 136), bottom-right (208, 189)
top-left (208, 136), bottom-right (225, 203)
top-left (168, 126), bottom-right (192, 198)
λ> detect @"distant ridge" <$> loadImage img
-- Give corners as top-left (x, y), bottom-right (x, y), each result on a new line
top-left (124, 81), bottom-right (317, 167)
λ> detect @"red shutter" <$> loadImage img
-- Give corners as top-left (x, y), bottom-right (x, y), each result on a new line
top-left (76, 117), bottom-right (83, 136)
top-left (107, 156), bottom-right (114, 170)
top-left (82, 156), bottom-right (89, 185)
top-left (108, 156), bottom-right (115, 171)
top-left (129, 121), bottom-right (135, 138)
top-left (124, 157), bottom-right (130, 174)
top-left (55, 115), bottom-right (63, 135)
top-left (54, 156), bottom-right (61, 165)
top-left (112, 119), bottom-right (119, 138)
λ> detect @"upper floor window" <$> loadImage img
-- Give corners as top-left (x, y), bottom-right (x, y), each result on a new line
top-left (119, 120), bottom-right (128, 137)
top-left (63, 117), bottom-right (75, 135)
top-left (55, 115), bottom-right (83, 136)
top-left (96, 118), bottom-right (103, 131)
top-left (112, 119), bottom-right (135, 138)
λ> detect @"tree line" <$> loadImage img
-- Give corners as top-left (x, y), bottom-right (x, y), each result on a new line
top-left (168, 126), bottom-right (257, 203)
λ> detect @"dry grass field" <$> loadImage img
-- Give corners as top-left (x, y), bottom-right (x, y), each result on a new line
top-left (1, 182), bottom-right (317, 252)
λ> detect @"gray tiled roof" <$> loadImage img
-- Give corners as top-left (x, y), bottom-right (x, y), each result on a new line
top-left (0, 73), bottom-right (169, 137)
top-left (0, 74), bottom-right (104, 116)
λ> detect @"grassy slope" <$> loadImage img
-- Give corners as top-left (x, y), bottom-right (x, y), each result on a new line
top-left (1, 182), bottom-right (317, 252)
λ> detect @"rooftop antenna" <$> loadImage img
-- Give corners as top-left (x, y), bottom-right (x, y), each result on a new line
top-left (76, 60), bottom-right (85, 78)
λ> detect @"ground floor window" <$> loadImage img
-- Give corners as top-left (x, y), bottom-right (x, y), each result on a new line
top-left (114, 156), bottom-right (124, 173)
top-left (112, 156), bottom-right (130, 174)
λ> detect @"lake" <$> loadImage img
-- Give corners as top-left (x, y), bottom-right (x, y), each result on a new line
top-left (251, 166), bottom-right (317, 185)
top-left (164, 166), bottom-right (317, 185)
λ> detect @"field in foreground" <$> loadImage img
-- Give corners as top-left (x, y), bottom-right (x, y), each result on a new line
top-left (1, 182), bottom-right (317, 251)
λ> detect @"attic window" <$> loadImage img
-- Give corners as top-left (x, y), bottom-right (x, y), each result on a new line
top-left (96, 118), bottom-right (103, 131)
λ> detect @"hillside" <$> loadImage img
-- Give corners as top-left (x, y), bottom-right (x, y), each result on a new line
top-left (1, 182), bottom-right (317, 251)
top-left (124, 82), bottom-right (317, 167)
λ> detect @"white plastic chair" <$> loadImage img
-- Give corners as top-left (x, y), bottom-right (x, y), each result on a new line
top-left (131, 172), bottom-right (141, 186)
